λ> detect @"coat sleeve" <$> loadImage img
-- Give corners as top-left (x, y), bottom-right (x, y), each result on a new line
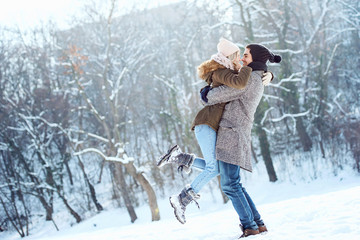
top-left (204, 85), bottom-right (246, 106)
top-left (212, 66), bottom-right (252, 89)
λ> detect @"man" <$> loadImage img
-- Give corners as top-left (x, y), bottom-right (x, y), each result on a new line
top-left (204, 44), bottom-right (281, 238)
top-left (156, 39), bottom-right (273, 225)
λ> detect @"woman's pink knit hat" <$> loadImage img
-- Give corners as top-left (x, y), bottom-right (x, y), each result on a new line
top-left (217, 38), bottom-right (240, 57)
top-left (211, 38), bottom-right (240, 70)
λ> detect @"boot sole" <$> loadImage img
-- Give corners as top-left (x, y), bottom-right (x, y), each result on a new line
top-left (169, 197), bottom-right (185, 224)
top-left (157, 145), bottom-right (179, 167)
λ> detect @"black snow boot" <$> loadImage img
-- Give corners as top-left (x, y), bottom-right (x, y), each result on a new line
top-left (157, 145), bottom-right (195, 174)
top-left (169, 184), bottom-right (200, 224)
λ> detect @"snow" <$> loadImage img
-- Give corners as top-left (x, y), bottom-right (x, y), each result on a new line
top-left (2, 171), bottom-right (359, 240)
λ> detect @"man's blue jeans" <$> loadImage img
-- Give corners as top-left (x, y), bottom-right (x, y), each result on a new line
top-left (219, 161), bottom-right (264, 230)
top-left (190, 124), bottom-right (220, 193)
top-left (189, 125), bottom-right (263, 230)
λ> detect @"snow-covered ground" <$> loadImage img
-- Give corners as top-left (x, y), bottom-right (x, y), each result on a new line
top-left (2, 169), bottom-right (360, 240)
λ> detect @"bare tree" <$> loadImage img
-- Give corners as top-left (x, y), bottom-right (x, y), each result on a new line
top-left (59, 0), bottom-right (161, 222)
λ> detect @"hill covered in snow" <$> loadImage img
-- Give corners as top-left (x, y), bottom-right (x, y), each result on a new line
top-left (3, 171), bottom-right (359, 240)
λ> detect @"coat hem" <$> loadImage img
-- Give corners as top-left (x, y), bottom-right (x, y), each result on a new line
top-left (218, 159), bottom-right (253, 173)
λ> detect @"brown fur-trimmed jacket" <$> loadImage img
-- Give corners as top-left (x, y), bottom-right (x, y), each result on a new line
top-left (191, 60), bottom-right (252, 131)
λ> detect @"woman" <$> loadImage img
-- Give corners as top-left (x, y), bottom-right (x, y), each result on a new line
top-left (203, 44), bottom-right (281, 238)
top-left (157, 38), bottom-right (272, 225)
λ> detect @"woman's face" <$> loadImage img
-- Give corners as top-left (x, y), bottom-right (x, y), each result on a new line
top-left (241, 48), bottom-right (253, 66)
top-left (235, 51), bottom-right (241, 63)
top-left (232, 51), bottom-right (242, 70)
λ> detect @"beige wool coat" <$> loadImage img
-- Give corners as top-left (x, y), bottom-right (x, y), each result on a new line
top-left (205, 70), bottom-right (265, 172)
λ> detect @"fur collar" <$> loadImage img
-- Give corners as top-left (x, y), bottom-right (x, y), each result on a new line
top-left (197, 60), bottom-right (226, 83)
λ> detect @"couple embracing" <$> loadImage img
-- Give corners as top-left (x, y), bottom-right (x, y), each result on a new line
top-left (158, 38), bottom-right (281, 238)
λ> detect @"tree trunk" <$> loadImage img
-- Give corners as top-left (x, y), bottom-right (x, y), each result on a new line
top-left (262, 0), bottom-right (313, 153)
top-left (98, 159), bottom-right (106, 183)
top-left (296, 117), bottom-right (313, 152)
top-left (63, 153), bottom-right (74, 185)
top-left (113, 164), bottom-right (137, 223)
top-left (42, 198), bottom-right (53, 221)
top-left (7, 139), bottom-right (54, 221)
top-left (57, 193), bottom-right (82, 223)
top-left (77, 156), bottom-right (103, 211)
top-left (254, 100), bottom-right (278, 182)
top-left (124, 162), bottom-right (160, 221)
top-left (282, 80), bottom-right (313, 152)
top-left (16, 185), bottom-right (30, 236)
top-left (251, 142), bottom-right (258, 164)
top-left (257, 127), bottom-right (278, 182)
top-left (344, 122), bottom-right (360, 172)
top-left (36, 151), bottom-right (82, 223)
top-left (0, 197), bottom-right (25, 238)
top-left (236, 0), bottom-right (279, 181)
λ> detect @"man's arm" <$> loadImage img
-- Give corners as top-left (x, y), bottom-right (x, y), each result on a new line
top-left (203, 84), bottom-right (246, 106)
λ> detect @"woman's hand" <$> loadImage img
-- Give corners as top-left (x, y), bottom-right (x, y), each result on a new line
top-left (234, 61), bottom-right (242, 71)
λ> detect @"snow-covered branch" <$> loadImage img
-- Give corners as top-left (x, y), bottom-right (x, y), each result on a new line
top-left (261, 107), bottom-right (275, 125)
top-left (322, 100), bottom-right (334, 114)
top-left (19, 114), bottom-right (66, 131)
top-left (261, 126), bottom-right (275, 135)
top-left (333, 92), bottom-right (348, 115)
top-left (78, 86), bottom-right (106, 121)
top-left (269, 72), bottom-right (304, 89)
top-left (305, 87), bottom-right (321, 93)
top-left (271, 109), bottom-right (311, 123)
top-left (70, 129), bottom-right (110, 143)
top-left (0, 143), bottom-right (8, 151)
top-left (74, 148), bottom-right (134, 164)
top-left (17, 114), bottom-right (37, 139)
top-left (273, 49), bottom-right (303, 55)
top-left (17, 115), bottom-right (110, 145)
top-left (324, 42), bottom-right (340, 76)
top-left (326, 27), bottom-right (358, 42)
top-left (154, 75), bottom-right (178, 92)
top-left (110, 67), bottom-right (127, 102)
top-left (207, 21), bottom-right (244, 31)
top-left (267, 84), bottom-right (291, 92)
top-left (306, 0), bottom-right (331, 49)
top-left (270, 109), bottom-right (311, 134)
top-left (263, 94), bottom-right (284, 102)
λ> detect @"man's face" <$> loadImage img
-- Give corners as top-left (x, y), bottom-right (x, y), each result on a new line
top-left (241, 48), bottom-right (253, 66)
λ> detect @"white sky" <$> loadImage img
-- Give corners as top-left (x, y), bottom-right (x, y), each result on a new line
top-left (0, 0), bottom-right (184, 30)
top-left (0, 0), bottom-right (83, 29)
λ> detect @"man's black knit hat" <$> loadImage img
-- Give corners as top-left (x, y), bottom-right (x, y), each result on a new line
top-left (246, 44), bottom-right (282, 64)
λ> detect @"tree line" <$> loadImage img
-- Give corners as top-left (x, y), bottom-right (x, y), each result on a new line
top-left (0, 0), bottom-right (359, 237)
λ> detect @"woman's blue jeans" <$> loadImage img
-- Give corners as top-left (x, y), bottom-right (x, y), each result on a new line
top-left (219, 161), bottom-right (264, 230)
top-left (190, 125), bottom-right (219, 193)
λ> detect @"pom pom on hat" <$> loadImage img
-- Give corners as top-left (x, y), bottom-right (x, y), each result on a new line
top-left (217, 38), bottom-right (240, 57)
top-left (270, 55), bottom-right (282, 63)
